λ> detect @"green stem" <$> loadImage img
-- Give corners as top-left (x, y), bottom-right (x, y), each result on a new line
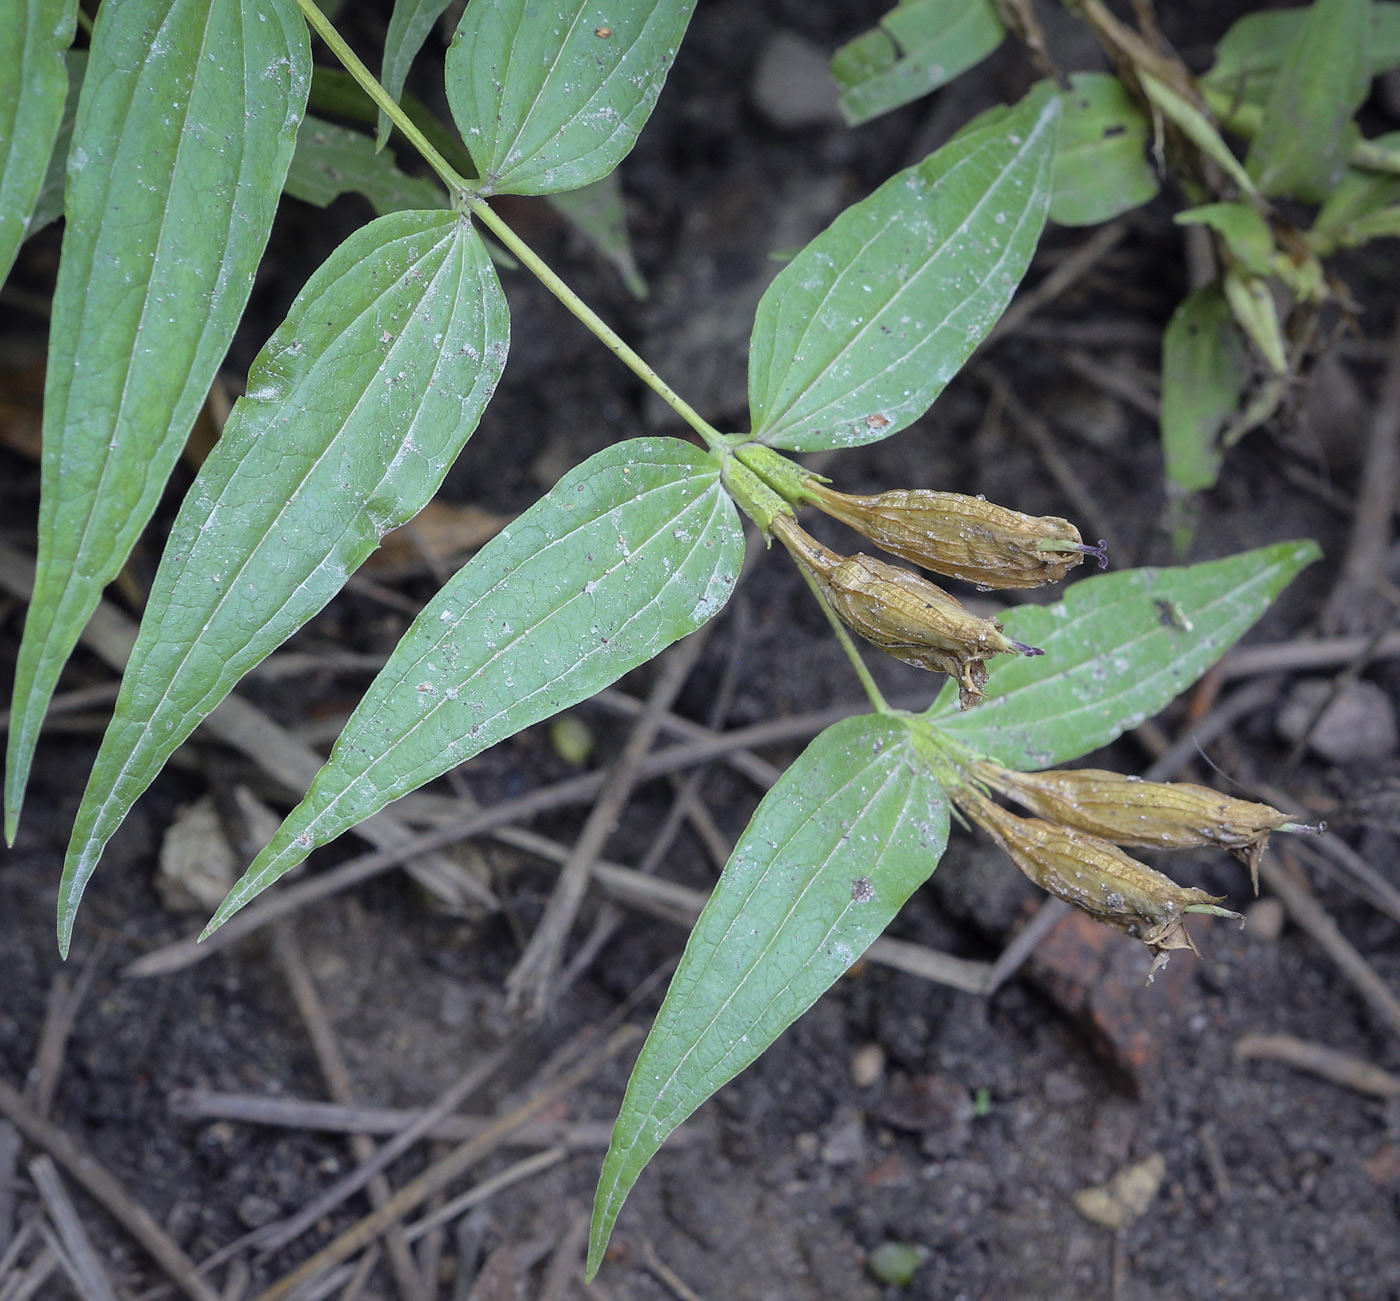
top-left (298, 0), bottom-right (466, 194)
top-left (297, 0), bottom-right (726, 454)
top-left (796, 566), bottom-right (891, 715)
top-left (465, 197), bottom-right (725, 450)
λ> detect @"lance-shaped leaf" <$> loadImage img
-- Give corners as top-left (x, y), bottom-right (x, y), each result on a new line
top-left (286, 115), bottom-right (447, 216)
top-left (24, 48), bottom-right (84, 241)
top-left (832, 0), bottom-right (1005, 128)
top-left (1204, 2), bottom-right (1400, 106)
top-left (206, 438), bottom-right (743, 933)
top-left (58, 212), bottom-right (507, 955)
top-left (747, 89), bottom-right (1059, 452)
top-left (925, 541), bottom-right (1320, 770)
top-left (547, 171), bottom-right (648, 299)
top-left (445, 0), bottom-right (697, 195)
top-left (1245, 0), bottom-right (1370, 202)
top-left (377, 0), bottom-right (454, 150)
top-left (587, 715), bottom-right (950, 1277)
top-left (5, 0), bottom-right (310, 842)
top-left (1160, 285), bottom-right (1249, 497)
top-left (0, 0), bottom-right (77, 283)
top-left (1051, 73), bottom-right (1158, 226)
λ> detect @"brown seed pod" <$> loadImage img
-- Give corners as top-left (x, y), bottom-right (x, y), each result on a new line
top-left (806, 482), bottom-right (1106, 589)
top-left (956, 786), bottom-right (1235, 960)
top-left (771, 517), bottom-right (1041, 709)
top-left (973, 763), bottom-right (1301, 892)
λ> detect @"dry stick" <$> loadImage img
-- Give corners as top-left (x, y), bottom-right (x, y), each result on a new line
top-left (1234, 1032), bottom-right (1400, 1098)
top-left (26, 943), bottom-right (104, 1119)
top-left (1323, 319), bottom-right (1400, 633)
top-left (1217, 631), bottom-right (1400, 680)
top-left (270, 927), bottom-right (425, 1301)
top-left (0, 1216), bottom-right (42, 1291)
top-left (123, 698), bottom-right (909, 981)
top-left (0, 1076), bottom-right (220, 1301)
top-left (1060, 349), bottom-right (1160, 421)
top-left (334, 1245), bottom-right (380, 1301)
top-left (1260, 851), bottom-right (1400, 1040)
top-left (496, 823), bottom-right (996, 994)
top-left (399, 1149), bottom-right (567, 1247)
top-left (981, 369), bottom-right (1120, 561)
top-left (505, 632), bottom-right (713, 1017)
top-left (166, 1093), bottom-right (632, 1151)
top-left (560, 602), bottom-right (751, 994)
top-left (28, 1155), bottom-right (119, 1301)
top-left (248, 1026), bottom-right (640, 1301)
top-left (983, 221), bottom-right (1128, 347)
top-left (0, 1124), bottom-right (21, 1258)
top-left (254, 1047), bottom-right (512, 1255)
top-left (0, 1244), bottom-right (58, 1301)
top-left (0, 543), bottom-right (488, 915)
top-left (639, 1241), bottom-right (707, 1301)
top-left (534, 1210), bottom-right (590, 1301)
top-left (0, 681), bottom-right (121, 732)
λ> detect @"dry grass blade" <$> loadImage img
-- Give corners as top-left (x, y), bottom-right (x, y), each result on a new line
top-left (28, 1155), bottom-right (118, 1301)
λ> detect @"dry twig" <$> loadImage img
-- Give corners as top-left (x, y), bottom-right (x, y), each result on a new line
top-left (249, 1027), bottom-right (640, 1301)
top-left (1235, 1033), bottom-right (1400, 1097)
top-left (0, 1075), bottom-right (219, 1301)
top-left (271, 927), bottom-right (425, 1301)
top-left (28, 1155), bottom-right (118, 1301)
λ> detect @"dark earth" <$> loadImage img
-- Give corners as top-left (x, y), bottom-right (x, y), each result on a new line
top-left (5, 2), bottom-right (1400, 1299)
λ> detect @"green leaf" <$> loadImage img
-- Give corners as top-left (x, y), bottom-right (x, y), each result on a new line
top-left (206, 437), bottom-right (743, 933)
top-left (1245, 0), bottom-right (1370, 202)
top-left (748, 88), bottom-right (1060, 452)
top-left (445, 0), bottom-right (698, 195)
top-left (1205, 2), bottom-right (1400, 106)
top-left (24, 48), bottom-right (83, 240)
top-left (1222, 267), bottom-right (1288, 374)
top-left (1050, 73), bottom-right (1159, 226)
top-left (58, 211), bottom-right (507, 955)
top-left (831, 0), bottom-right (1005, 128)
top-left (286, 114), bottom-right (446, 216)
top-left (547, 171), bottom-right (648, 299)
top-left (1313, 130), bottom-right (1400, 242)
top-left (1175, 202), bottom-right (1276, 277)
top-left (925, 542), bottom-right (1320, 769)
top-left (0, 0), bottom-right (78, 284)
top-left (1160, 285), bottom-right (1249, 496)
top-left (588, 715), bottom-right (949, 1277)
top-left (4, 0), bottom-right (311, 843)
top-left (377, 0), bottom-right (454, 150)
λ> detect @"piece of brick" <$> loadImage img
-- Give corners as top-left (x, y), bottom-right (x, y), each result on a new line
top-left (1026, 908), bottom-right (1204, 1097)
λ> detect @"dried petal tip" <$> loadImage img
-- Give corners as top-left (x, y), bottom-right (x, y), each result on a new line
top-left (955, 786), bottom-right (1226, 959)
top-left (1009, 640), bottom-right (1044, 657)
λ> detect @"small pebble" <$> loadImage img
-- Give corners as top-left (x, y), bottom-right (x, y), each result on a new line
top-left (236, 1194), bottom-right (280, 1229)
top-left (750, 31), bottom-right (844, 130)
top-left (867, 1241), bottom-right (925, 1286)
top-left (1244, 897), bottom-right (1286, 943)
top-left (1277, 679), bottom-right (1398, 764)
top-left (851, 1042), bottom-right (886, 1089)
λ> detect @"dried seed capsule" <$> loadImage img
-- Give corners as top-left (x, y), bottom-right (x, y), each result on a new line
top-left (805, 482), bottom-right (1107, 589)
top-left (956, 786), bottom-right (1235, 960)
top-left (771, 516), bottom-right (1041, 709)
top-left (973, 763), bottom-right (1303, 892)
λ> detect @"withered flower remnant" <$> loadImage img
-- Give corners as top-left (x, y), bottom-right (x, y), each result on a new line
top-left (805, 481), bottom-right (1108, 590)
top-left (974, 763), bottom-right (1303, 892)
top-left (771, 516), bottom-right (1041, 709)
top-left (955, 786), bottom-right (1235, 961)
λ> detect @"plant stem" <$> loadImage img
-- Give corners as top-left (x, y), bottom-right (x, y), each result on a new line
top-left (297, 0), bottom-right (727, 454)
top-left (465, 197), bottom-right (725, 450)
top-left (796, 566), bottom-right (891, 715)
top-left (297, 0), bottom-right (466, 195)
